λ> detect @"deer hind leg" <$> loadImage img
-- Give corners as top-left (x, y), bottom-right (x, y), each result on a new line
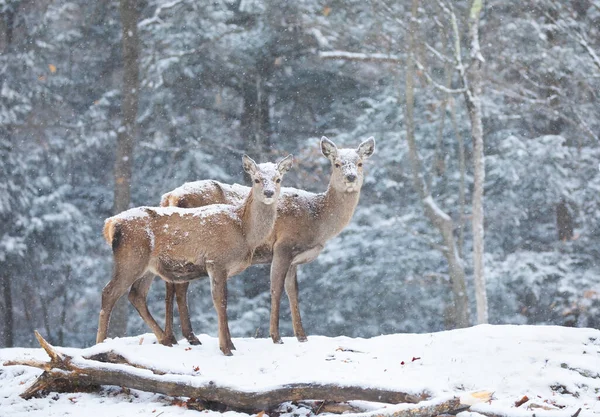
top-left (208, 268), bottom-right (235, 355)
top-left (284, 265), bottom-right (307, 342)
top-left (174, 282), bottom-right (201, 345)
top-left (269, 249), bottom-right (293, 344)
top-left (163, 282), bottom-right (177, 345)
top-left (130, 275), bottom-right (176, 346)
top-left (97, 259), bottom-right (147, 344)
top-left (128, 273), bottom-right (173, 346)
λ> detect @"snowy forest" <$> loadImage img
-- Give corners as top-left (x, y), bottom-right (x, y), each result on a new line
top-left (0, 0), bottom-right (599, 349)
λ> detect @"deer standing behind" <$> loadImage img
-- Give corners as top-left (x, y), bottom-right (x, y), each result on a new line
top-left (97, 154), bottom-right (293, 355)
top-left (131, 137), bottom-right (375, 345)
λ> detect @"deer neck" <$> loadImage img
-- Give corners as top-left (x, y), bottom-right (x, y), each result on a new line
top-left (238, 189), bottom-right (277, 249)
top-left (319, 182), bottom-right (361, 239)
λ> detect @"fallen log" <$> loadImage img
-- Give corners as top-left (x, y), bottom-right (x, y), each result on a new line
top-left (4, 331), bottom-right (430, 412)
top-left (364, 397), bottom-right (465, 417)
top-left (302, 397), bottom-right (468, 417)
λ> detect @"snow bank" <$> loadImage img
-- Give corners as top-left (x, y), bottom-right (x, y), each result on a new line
top-left (1, 325), bottom-right (598, 417)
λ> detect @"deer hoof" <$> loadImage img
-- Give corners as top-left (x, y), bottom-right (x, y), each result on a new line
top-left (271, 336), bottom-right (284, 344)
top-left (187, 335), bottom-right (202, 345)
top-left (221, 348), bottom-right (233, 356)
top-left (161, 334), bottom-right (178, 346)
top-left (296, 335), bottom-right (308, 343)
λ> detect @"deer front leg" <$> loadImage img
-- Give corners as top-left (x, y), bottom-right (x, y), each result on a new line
top-left (270, 249), bottom-right (293, 344)
top-left (209, 269), bottom-right (235, 355)
top-left (284, 265), bottom-right (307, 342)
top-left (174, 282), bottom-right (201, 345)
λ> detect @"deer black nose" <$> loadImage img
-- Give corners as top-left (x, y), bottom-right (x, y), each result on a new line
top-left (346, 174), bottom-right (357, 183)
top-left (264, 190), bottom-right (274, 198)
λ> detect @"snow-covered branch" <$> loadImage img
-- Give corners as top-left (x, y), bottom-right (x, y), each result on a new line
top-left (541, 1), bottom-right (600, 74)
top-left (319, 51), bottom-right (401, 64)
top-left (413, 59), bottom-right (466, 94)
top-left (139, 0), bottom-right (187, 28)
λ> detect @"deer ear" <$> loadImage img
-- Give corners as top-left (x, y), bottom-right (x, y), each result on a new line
top-left (321, 136), bottom-right (338, 160)
top-left (277, 154), bottom-right (293, 174)
top-left (242, 154), bottom-right (258, 174)
top-left (357, 137), bottom-right (375, 159)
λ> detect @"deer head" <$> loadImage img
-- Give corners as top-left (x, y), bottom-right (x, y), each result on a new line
top-left (243, 154), bottom-right (293, 205)
top-left (321, 136), bottom-right (375, 193)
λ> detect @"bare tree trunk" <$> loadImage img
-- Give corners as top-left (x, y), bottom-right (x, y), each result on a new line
top-left (241, 61), bottom-right (271, 159)
top-left (57, 266), bottom-right (71, 346)
top-left (464, 0), bottom-right (488, 324)
top-left (110, 0), bottom-right (140, 338)
top-left (0, 8), bottom-right (15, 348)
top-left (405, 0), bottom-right (469, 328)
top-left (1, 271), bottom-right (13, 347)
top-left (240, 60), bottom-right (272, 301)
top-left (450, 98), bottom-right (467, 256)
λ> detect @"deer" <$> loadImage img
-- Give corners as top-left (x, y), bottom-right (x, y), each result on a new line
top-left (97, 154), bottom-right (293, 355)
top-left (129, 136), bottom-right (375, 346)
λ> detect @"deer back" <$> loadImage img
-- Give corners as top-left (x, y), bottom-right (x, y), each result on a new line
top-left (160, 180), bottom-right (247, 208)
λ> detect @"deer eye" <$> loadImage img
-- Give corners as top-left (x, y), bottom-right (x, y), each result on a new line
top-left (276, 178), bottom-right (281, 183)
top-left (254, 179), bottom-right (260, 184)
top-left (335, 163), bottom-right (341, 168)
top-left (358, 162), bottom-right (363, 167)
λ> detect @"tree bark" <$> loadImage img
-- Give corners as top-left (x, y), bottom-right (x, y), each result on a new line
top-left (405, 0), bottom-right (470, 328)
top-left (450, 97), bottom-right (467, 256)
top-left (241, 63), bottom-right (271, 159)
top-left (1, 271), bottom-right (13, 347)
top-left (110, 0), bottom-right (141, 337)
top-left (0, 8), bottom-right (15, 348)
top-left (556, 198), bottom-right (574, 241)
top-left (464, 0), bottom-right (488, 324)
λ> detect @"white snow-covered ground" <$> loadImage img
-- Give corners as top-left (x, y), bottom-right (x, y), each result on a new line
top-left (1, 325), bottom-right (599, 417)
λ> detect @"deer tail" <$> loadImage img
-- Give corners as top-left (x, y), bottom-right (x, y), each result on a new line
top-left (103, 218), bottom-right (123, 251)
top-left (159, 192), bottom-right (171, 207)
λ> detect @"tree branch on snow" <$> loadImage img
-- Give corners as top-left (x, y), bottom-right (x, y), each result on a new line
top-left (356, 397), bottom-right (467, 417)
top-left (5, 332), bottom-right (431, 412)
top-left (5, 333), bottom-right (498, 416)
